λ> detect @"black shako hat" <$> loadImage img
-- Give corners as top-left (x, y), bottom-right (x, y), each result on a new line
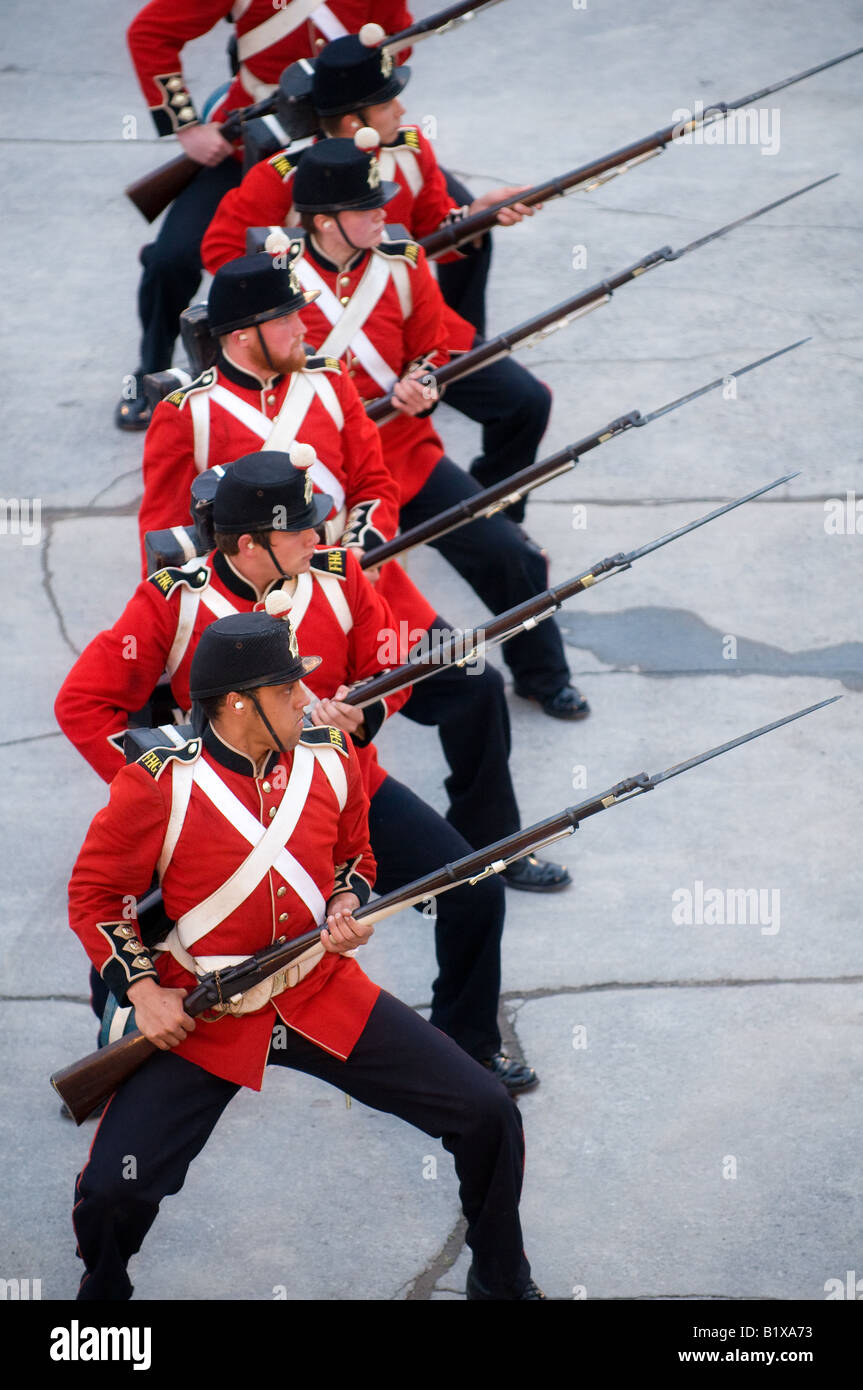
top-left (190, 607), bottom-right (321, 702)
top-left (312, 30), bottom-right (410, 116)
top-left (208, 251), bottom-right (319, 335)
top-left (292, 135), bottom-right (399, 213)
top-left (212, 448), bottom-right (333, 535)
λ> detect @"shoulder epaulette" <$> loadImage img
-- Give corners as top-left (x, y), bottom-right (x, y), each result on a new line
top-left (391, 127), bottom-right (421, 153)
top-left (299, 724), bottom-right (350, 758)
top-left (125, 724), bottom-right (203, 779)
top-left (302, 353), bottom-right (342, 373)
top-left (311, 548), bottom-right (348, 580)
top-left (163, 366), bottom-right (217, 408)
top-left (375, 238), bottom-right (420, 267)
top-left (268, 150), bottom-right (295, 182)
top-left (148, 559), bottom-right (211, 600)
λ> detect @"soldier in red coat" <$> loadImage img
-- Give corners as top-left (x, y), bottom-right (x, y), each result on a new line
top-left (138, 253), bottom-right (574, 887)
top-left (68, 605), bottom-right (544, 1299)
top-left (202, 28), bottom-right (553, 510)
top-left (117, 1), bottom-right (413, 428)
top-left (58, 452), bottom-right (549, 1088)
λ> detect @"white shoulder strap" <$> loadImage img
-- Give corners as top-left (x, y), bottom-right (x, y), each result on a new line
top-left (209, 383), bottom-right (269, 440)
top-left (380, 145), bottom-right (424, 199)
top-left (164, 581), bottom-right (240, 680)
top-left (158, 755), bottom-right (196, 879)
top-left (236, 0), bottom-right (339, 62)
top-left (310, 743), bottom-right (348, 810)
top-left (167, 748), bottom-right (325, 954)
top-left (189, 390), bottom-right (211, 471)
top-left (313, 568), bottom-right (353, 635)
top-left (295, 256), bottom-right (399, 393)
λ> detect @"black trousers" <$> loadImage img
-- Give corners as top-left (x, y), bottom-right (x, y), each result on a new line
top-left (400, 459), bottom-right (572, 699)
top-left (137, 159), bottom-right (242, 375)
top-left (73, 991), bottom-right (530, 1301)
top-left (369, 774), bottom-right (504, 1059)
top-left (436, 169), bottom-right (491, 335)
top-left (400, 614), bottom-right (521, 849)
top-left (436, 171), bottom-right (551, 522)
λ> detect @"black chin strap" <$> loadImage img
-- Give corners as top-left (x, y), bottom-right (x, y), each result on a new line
top-left (254, 323), bottom-right (278, 376)
top-left (332, 212), bottom-right (364, 254)
top-left (261, 534), bottom-right (290, 581)
top-left (246, 688), bottom-right (286, 755)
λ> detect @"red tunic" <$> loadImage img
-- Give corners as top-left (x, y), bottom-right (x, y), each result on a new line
top-left (289, 239), bottom-right (457, 503)
top-left (139, 353), bottom-right (398, 567)
top-left (68, 728), bottom-right (380, 1088)
top-left (138, 351), bottom-right (436, 632)
top-left (128, 0), bottom-right (413, 132)
top-left (54, 547), bottom-right (410, 798)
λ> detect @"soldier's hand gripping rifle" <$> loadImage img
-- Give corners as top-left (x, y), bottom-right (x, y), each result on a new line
top-left (51, 695), bottom-right (838, 1124)
top-left (420, 45), bottom-right (862, 258)
top-left (125, 0), bottom-right (509, 222)
top-left (350, 473), bottom-right (796, 706)
top-left (367, 177), bottom-right (836, 426)
top-left (125, 95), bottom-right (279, 224)
top-left (360, 341), bottom-right (808, 568)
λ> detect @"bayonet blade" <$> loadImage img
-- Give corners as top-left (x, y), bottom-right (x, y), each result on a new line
top-left (640, 340), bottom-right (810, 425)
top-left (723, 45), bottom-right (863, 112)
top-left (668, 175), bottom-right (839, 261)
top-left (624, 473), bottom-right (799, 565)
top-left (651, 697), bottom-right (841, 787)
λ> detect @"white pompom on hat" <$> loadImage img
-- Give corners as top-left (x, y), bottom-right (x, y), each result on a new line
top-left (265, 589), bottom-right (294, 619)
top-left (264, 229), bottom-right (292, 256)
top-left (354, 125), bottom-right (380, 152)
top-left (359, 22), bottom-right (385, 47)
top-left (289, 441), bottom-right (317, 470)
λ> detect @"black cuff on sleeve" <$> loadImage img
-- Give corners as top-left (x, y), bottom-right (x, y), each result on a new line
top-left (351, 698), bottom-right (386, 747)
top-left (96, 921), bottom-right (160, 1005)
top-left (151, 73), bottom-right (199, 136)
top-left (330, 858), bottom-right (372, 908)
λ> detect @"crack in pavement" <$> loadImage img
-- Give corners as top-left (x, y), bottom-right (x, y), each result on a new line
top-left (403, 1215), bottom-right (469, 1300)
top-left (498, 975), bottom-right (863, 1002)
top-left (40, 520), bottom-right (78, 658)
top-left (8, 971), bottom-right (860, 1011)
top-left (0, 730), bottom-right (62, 748)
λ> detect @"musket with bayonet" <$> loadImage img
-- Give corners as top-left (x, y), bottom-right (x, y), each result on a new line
top-left (351, 472), bottom-right (796, 706)
top-left (360, 340), bottom-right (808, 569)
top-left (125, 0), bottom-right (508, 222)
top-left (367, 177), bottom-right (836, 425)
top-left (420, 45), bottom-right (862, 258)
top-left (51, 694), bottom-right (838, 1124)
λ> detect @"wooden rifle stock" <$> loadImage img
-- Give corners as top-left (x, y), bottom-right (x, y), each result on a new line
top-left (52, 928), bottom-right (322, 1125)
top-left (125, 97), bottom-right (277, 223)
